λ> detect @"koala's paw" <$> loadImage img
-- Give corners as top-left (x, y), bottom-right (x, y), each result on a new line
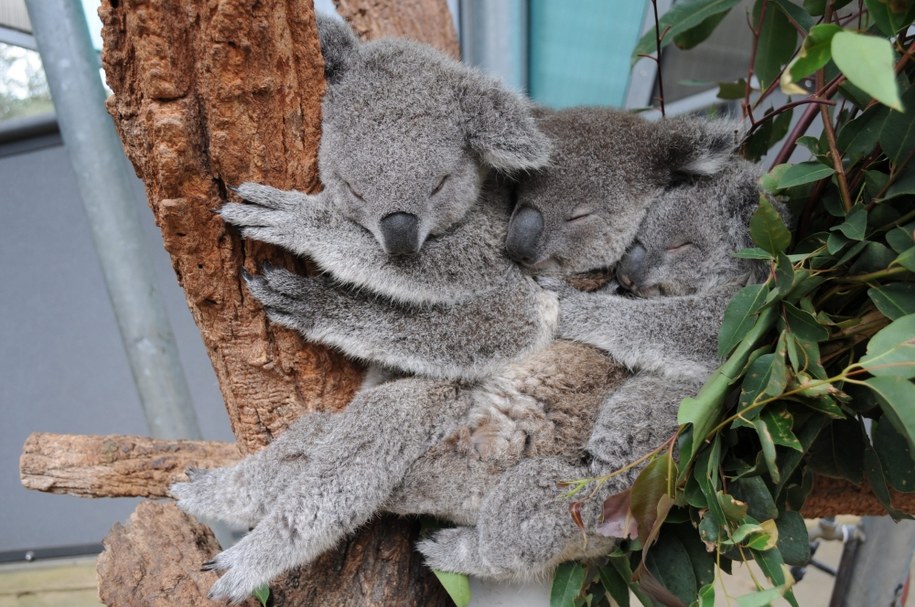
top-left (203, 542), bottom-right (273, 604)
top-left (170, 467), bottom-right (261, 529)
top-left (417, 527), bottom-right (503, 578)
top-left (244, 267), bottom-right (325, 333)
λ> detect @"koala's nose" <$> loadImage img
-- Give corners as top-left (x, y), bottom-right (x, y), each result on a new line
top-left (617, 242), bottom-right (646, 291)
top-left (379, 212), bottom-right (420, 256)
top-left (505, 206), bottom-right (544, 265)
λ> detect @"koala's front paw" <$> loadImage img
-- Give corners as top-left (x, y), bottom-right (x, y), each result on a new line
top-left (219, 183), bottom-right (316, 250)
top-left (244, 267), bottom-right (325, 334)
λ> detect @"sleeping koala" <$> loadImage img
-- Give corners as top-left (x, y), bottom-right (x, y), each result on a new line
top-left (221, 18), bottom-right (740, 382)
top-left (175, 154), bottom-right (767, 600)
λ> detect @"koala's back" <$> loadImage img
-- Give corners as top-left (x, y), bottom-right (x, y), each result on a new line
top-left (388, 341), bottom-right (629, 524)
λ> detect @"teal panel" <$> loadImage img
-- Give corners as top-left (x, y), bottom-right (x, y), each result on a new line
top-left (529, 0), bottom-right (646, 108)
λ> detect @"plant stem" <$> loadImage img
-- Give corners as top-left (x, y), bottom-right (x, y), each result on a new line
top-left (770, 74), bottom-right (844, 169)
top-left (651, 0), bottom-right (666, 118)
top-left (744, 0), bottom-right (769, 125)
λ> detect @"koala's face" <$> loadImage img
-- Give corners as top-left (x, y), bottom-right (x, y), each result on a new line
top-left (506, 109), bottom-right (668, 275)
top-left (315, 19), bottom-right (550, 256)
top-left (321, 91), bottom-right (483, 255)
top-left (505, 110), bottom-right (743, 277)
top-left (617, 163), bottom-right (764, 298)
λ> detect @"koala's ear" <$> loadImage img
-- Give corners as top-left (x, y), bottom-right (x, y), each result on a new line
top-left (661, 117), bottom-right (744, 179)
top-left (316, 14), bottom-right (358, 83)
top-left (459, 77), bottom-right (551, 172)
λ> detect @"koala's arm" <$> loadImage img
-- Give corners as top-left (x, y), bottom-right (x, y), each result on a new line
top-left (556, 287), bottom-right (732, 379)
top-left (220, 182), bottom-right (516, 306)
top-left (245, 267), bottom-right (558, 380)
top-left (178, 377), bottom-right (475, 602)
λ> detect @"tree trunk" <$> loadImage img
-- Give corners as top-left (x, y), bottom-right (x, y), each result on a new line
top-left (94, 0), bottom-right (457, 604)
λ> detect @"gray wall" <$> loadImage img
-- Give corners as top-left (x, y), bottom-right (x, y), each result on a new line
top-left (0, 131), bottom-right (233, 555)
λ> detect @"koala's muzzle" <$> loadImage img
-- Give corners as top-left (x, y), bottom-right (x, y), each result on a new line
top-left (379, 212), bottom-right (421, 256)
top-left (617, 242), bottom-right (646, 291)
top-left (505, 206), bottom-right (544, 265)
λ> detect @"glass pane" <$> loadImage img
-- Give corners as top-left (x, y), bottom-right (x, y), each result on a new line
top-left (0, 42), bottom-right (53, 121)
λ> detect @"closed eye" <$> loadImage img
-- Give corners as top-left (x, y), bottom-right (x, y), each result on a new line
top-left (666, 242), bottom-right (695, 252)
top-left (431, 174), bottom-right (450, 196)
top-left (340, 176), bottom-right (365, 202)
top-left (567, 207), bottom-right (595, 222)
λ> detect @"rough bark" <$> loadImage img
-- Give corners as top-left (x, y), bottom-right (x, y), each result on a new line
top-left (97, 501), bottom-right (258, 607)
top-left (93, 0), bottom-right (456, 605)
top-left (19, 433), bottom-right (240, 498)
top-left (333, 0), bottom-right (460, 58)
top-left (22, 432), bottom-right (915, 516)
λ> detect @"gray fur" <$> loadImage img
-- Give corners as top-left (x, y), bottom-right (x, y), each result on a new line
top-left (176, 130), bottom-right (768, 600)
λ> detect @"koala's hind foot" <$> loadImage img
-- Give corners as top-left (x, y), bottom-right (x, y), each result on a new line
top-left (419, 457), bottom-right (615, 580)
top-left (170, 412), bottom-right (335, 528)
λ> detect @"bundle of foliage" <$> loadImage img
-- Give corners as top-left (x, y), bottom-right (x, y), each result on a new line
top-left (546, 1), bottom-right (915, 606)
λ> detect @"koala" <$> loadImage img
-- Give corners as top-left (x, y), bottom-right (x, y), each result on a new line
top-left (175, 146), bottom-right (768, 600)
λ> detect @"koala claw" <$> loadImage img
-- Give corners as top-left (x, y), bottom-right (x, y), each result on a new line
top-left (204, 540), bottom-right (276, 604)
top-left (201, 559), bottom-right (218, 572)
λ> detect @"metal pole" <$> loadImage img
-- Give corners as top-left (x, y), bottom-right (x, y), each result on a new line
top-left (25, 0), bottom-right (202, 440)
top-left (459, 0), bottom-right (528, 93)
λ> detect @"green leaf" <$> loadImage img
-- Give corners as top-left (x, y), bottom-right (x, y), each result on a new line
top-left (598, 565), bottom-right (630, 607)
top-left (776, 161), bottom-right (836, 188)
top-left (252, 585), bottom-right (270, 607)
top-left (879, 86), bottom-right (915, 166)
top-left (804, 0), bottom-right (854, 15)
top-left (736, 587), bottom-right (789, 607)
top-left (893, 246), bottom-right (915, 272)
top-left (770, 0), bottom-right (814, 31)
top-left (719, 283), bottom-right (770, 357)
top-left (874, 416), bottom-right (915, 493)
top-left (859, 313), bottom-right (915, 379)
top-left (863, 434), bottom-right (912, 520)
top-left (631, 0), bottom-right (743, 64)
top-left (784, 302), bottom-right (829, 342)
top-left (831, 31), bottom-right (904, 111)
top-left (808, 419), bottom-right (865, 483)
top-left (836, 103), bottom-right (889, 164)
top-left (753, 0), bottom-right (799, 89)
top-left (776, 511), bottom-right (811, 566)
top-left (731, 475), bottom-right (779, 521)
top-left (849, 242), bottom-right (897, 274)
top-left (754, 417), bottom-right (782, 483)
top-left (645, 531), bottom-right (698, 605)
top-left (869, 283), bottom-right (915, 320)
top-left (864, 376), bottom-right (915, 454)
top-left (762, 407), bottom-right (803, 451)
top-left (735, 247), bottom-right (775, 260)
top-left (751, 548), bottom-right (799, 607)
top-left (781, 23), bottom-right (841, 93)
top-left (551, 562), bottom-right (586, 607)
top-left (692, 583), bottom-right (715, 607)
top-left (885, 171), bottom-right (915, 201)
top-left (831, 204), bottom-right (868, 241)
top-left (674, 9), bottom-right (731, 49)
top-left (434, 571), bottom-right (472, 607)
top-left (865, 0), bottom-right (915, 36)
top-left (737, 354), bottom-right (776, 421)
top-left (887, 225), bottom-right (915, 253)
top-left (718, 78), bottom-right (748, 100)
top-left (751, 197), bottom-right (792, 255)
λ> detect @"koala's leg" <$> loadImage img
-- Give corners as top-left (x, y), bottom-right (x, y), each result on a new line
top-left (418, 456), bottom-right (616, 579)
top-left (246, 267), bottom-right (557, 381)
top-left (587, 374), bottom-right (702, 475)
top-left (171, 411), bottom-right (337, 529)
top-left (556, 289), bottom-right (728, 380)
top-left (203, 377), bottom-right (475, 602)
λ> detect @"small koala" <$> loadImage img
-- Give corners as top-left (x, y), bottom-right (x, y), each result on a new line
top-left (175, 149), bottom-right (768, 600)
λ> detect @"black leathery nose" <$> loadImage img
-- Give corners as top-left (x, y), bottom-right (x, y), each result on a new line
top-left (617, 242), bottom-right (646, 287)
top-left (505, 205), bottom-right (544, 264)
top-left (379, 212), bottom-right (420, 256)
